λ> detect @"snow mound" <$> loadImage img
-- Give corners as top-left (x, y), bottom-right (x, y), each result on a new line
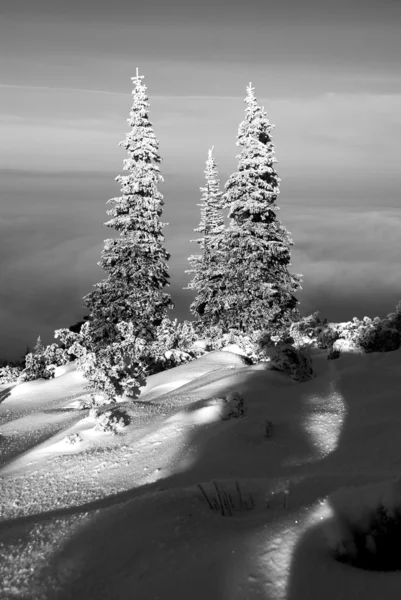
top-left (139, 350), bottom-right (249, 402)
top-left (267, 343), bottom-right (315, 381)
top-left (167, 391), bottom-right (246, 425)
top-left (53, 362), bottom-right (78, 378)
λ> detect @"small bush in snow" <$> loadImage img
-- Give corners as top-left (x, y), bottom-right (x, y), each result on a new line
top-left (23, 353), bottom-right (55, 382)
top-left (77, 394), bottom-right (111, 410)
top-left (64, 433), bottom-right (82, 445)
top-left (355, 319), bottom-right (401, 353)
top-left (316, 326), bottom-right (341, 350)
top-left (199, 326), bottom-right (275, 363)
top-left (43, 344), bottom-right (70, 367)
top-left (221, 391), bottom-right (246, 420)
top-left (92, 407), bottom-right (131, 434)
top-left (288, 311), bottom-right (323, 348)
top-left (197, 480), bottom-right (255, 516)
top-left (56, 323), bottom-right (147, 403)
top-left (329, 302), bottom-right (401, 354)
top-left (327, 347), bottom-right (341, 360)
top-left (0, 365), bottom-right (23, 384)
top-left (124, 318), bottom-right (201, 377)
top-left (20, 338), bottom-right (69, 382)
top-left (268, 344), bottom-right (315, 382)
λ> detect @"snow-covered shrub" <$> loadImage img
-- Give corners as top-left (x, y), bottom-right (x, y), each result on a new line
top-left (327, 347), bottom-right (341, 360)
top-left (193, 324), bottom-right (226, 351)
top-left (64, 433), bottom-right (82, 445)
top-left (22, 353), bottom-right (55, 382)
top-left (267, 343), bottom-right (315, 382)
top-left (316, 326), bottom-right (341, 350)
top-left (77, 394), bottom-right (111, 410)
top-left (288, 311), bottom-right (323, 348)
top-left (141, 318), bottom-right (201, 375)
top-left (221, 391), bottom-right (246, 420)
top-left (387, 300), bottom-right (401, 331)
top-left (55, 323), bottom-right (147, 403)
top-left (92, 407), bottom-right (131, 434)
top-left (20, 338), bottom-right (68, 382)
top-left (43, 343), bottom-right (70, 367)
top-left (331, 304), bottom-right (401, 354)
top-left (332, 338), bottom-right (364, 354)
top-left (200, 326), bottom-right (272, 363)
top-left (0, 365), bottom-right (23, 384)
top-left (354, 319), bottom-right (401, 353)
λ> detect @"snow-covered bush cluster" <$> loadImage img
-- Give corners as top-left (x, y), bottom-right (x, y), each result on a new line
top-left (288, 311), bottom-right (326, 349)
top-left (22, 353), bottom-right (55, 382)
top-left (21, 337), bottom-right (70, 382)
top-left (141, 318), bottom-right (202, 374)
top-left (332, 305), bottom-right (401, 354)
top-left (55, 323), bottom-right (147, 402)
top-left (197, 326), bottom-right (276, 363)
top-left (91, 407), bottom-right (131, 434)
top-left (267, 343), bottom-right (315, 382)
top-left (327, 347), bottom-right (341, 360)
top-left (0, 365), bottom-right (23, 384)
top-left (221, 391), bottom-right (246, 420)
top-left (77, 393), bottom-right (112, 410)
top-left (42, 343), bottom-right (70, 367)
top-left (278, 303), bottom-right (401, 357)
top-left (64, 433), bottom-right (82, 445)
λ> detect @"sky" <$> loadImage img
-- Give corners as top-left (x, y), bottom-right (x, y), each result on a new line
top-left (0, 0), bottom-right (401, 359)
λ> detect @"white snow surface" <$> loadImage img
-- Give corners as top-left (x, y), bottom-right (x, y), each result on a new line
top-left (1, 348), bottom-right (401, 598)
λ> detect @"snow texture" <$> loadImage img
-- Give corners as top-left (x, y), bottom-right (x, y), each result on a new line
top-left (1, 346), bottom-right (401, 599)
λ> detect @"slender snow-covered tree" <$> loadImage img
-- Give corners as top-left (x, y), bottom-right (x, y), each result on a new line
top-left (205, 83), bottom-right (302, 333)
top-left (56, 69), bottom-right (173, 401)
top-left (33, 336), bottom-right (44, 355)
top-left (185, 146), bottom-right (225, 321)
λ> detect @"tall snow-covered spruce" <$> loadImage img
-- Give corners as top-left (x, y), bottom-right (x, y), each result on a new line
top-left (55, 69), bottom-right (173, 401)
top-left (208, 83), bottom-right (302, 333)
top-left (186, 146), bottom-right (225, 321)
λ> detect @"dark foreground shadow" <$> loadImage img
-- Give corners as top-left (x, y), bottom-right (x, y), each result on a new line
top-left (3, 351), bottom-right (397, 599)
top-left (0, 385), bottom-right (13, 405)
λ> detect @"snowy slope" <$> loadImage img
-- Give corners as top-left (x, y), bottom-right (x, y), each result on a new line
top-left (1, 348), bottom-right (401, 599)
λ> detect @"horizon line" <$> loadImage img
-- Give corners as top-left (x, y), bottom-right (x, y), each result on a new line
top-left (0, 84), bottom-right (243, 99)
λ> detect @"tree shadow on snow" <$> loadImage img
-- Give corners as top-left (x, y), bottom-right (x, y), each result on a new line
top-left (285, 350), bottom-right (401, 600)
top-left (3, 351), bottom-right (397, 599)
top-left (0, 385), bottom-right (14, 405)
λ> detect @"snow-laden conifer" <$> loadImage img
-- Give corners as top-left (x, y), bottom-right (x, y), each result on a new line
top-left (185, 147), bottom-right (225, 321)
top-left (207, 83), bottom-right (302, 333)
top-left (56, 69), bottom-right (173, 401)
top-left (33, 336), bottom-right (44, 356)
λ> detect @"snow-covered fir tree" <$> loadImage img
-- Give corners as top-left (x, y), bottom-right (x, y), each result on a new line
top-left (185, 146), bottom-right (225, 320)
top-left (203, 83), bottom-right (302, 333)
top-left (56, 69), bottom-right (173, 401)
top-left (33, 336), bottom-right (44, 355)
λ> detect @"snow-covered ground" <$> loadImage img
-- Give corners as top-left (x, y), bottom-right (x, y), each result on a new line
top-left (1, 347), bottom-right (401, 599)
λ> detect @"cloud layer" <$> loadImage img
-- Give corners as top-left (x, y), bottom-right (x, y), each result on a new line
top-left (1, 0), bottom-right (400, 359)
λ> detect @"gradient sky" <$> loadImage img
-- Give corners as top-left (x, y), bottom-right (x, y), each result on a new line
top-left (1, 0), bottom-right (401, 359)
